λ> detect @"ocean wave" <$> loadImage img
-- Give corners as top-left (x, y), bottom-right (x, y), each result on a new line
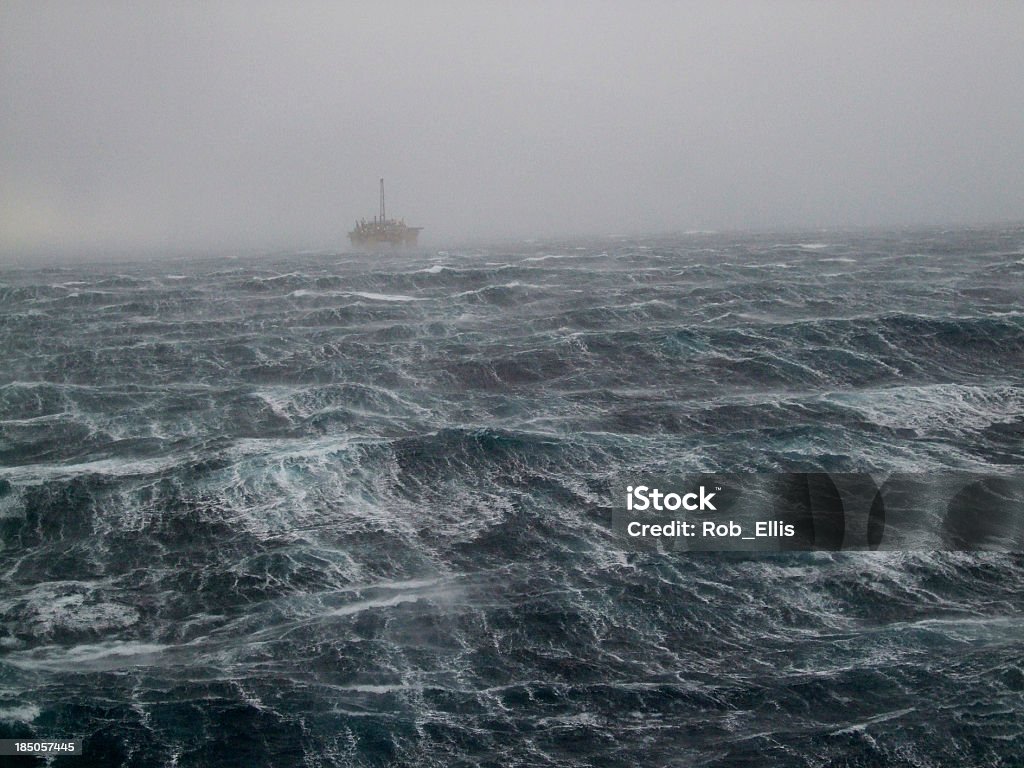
top-left (1, 228), bottom-right (1023, 765)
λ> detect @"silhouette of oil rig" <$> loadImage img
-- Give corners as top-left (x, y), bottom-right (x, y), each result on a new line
top-left (349, 179), bottom-right (422, 247)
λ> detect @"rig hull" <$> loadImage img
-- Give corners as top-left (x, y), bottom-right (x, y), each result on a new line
top-left (348, 225), bottom-right (422, 247)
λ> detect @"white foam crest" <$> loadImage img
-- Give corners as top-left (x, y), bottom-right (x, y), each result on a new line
top-left (0, 704), bottom-right (41, 722)
top-left (829, 383), bottom-right (1023, 434)
top-left (0, 454), bottom-right (183, 483)
top-left (228, 577), bottom-right (465, 647)
top-left (349, 291), bottom-right (423, 302)
top-left (329, 576), bottom-right (444, 595)
top-left (332, 684), bottom-right (412, 694)
top-left (522, 254), bottom-right (570, 262)
top-left (4, 641), bottom-right (170, 672)
top-left (291, 288), bottom-right (410, 300)
top-left (250, 271), bottom-right (304, 282)
top-left (164, 435), bottom-right (425, 541)
top-left (890, 614), bottom-right (1023, 642)
top-left (0, 583), bottom-right (140, 638)
top-left (248, 383), bottom-right (431, 424)
top-left (451, 282), bottom-right (550, 299)
top-left (228, 434), bottom-right (358, 459)
top-left (771, 243), bottom-right (831, 250)
top-left (325, 591), bottom-right (435, 617)
top-left (624, 299), bottom-right (671, 309)
top-left (0, 412), bottom-right (69, 426)
top-left (738, 262), bottom-right (795, 269)
top-left (828, 707), bottom-right (916, 735)
top-left (250, 387), bottom-right (299, 421)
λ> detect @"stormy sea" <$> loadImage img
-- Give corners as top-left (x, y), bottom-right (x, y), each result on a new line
top-left (1, 226), bottom-right (1022, 767)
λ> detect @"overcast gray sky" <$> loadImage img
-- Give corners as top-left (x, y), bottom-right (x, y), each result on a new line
top-left (2, 1), bottom-right (1023, 254)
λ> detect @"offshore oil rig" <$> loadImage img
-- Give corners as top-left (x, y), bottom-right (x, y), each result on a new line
top-left (349, 179), bottom-right (422, 247)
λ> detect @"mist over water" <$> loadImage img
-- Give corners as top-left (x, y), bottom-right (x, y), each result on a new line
top-left (3, 2), bottom-right (1024, 254)
top-left (1, 227), bottom-right (1022, 765)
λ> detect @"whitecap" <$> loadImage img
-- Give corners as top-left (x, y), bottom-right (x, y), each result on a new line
top-left (4, 641), bottom-right (170, 672)
top-left (828, 383), bottom-right (1024, 435)
top-left (0, 704), bottom-right (41, 723)
top-left (522, 254), bottom-right (569, 262)
top-left (348, 291), bottom-right (423, 302)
